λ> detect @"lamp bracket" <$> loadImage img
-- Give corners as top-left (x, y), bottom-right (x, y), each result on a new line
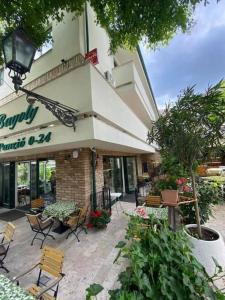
top-left (19, 86), bottom-right (79, 131)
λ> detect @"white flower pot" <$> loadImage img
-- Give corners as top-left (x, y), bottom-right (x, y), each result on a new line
top-left (185, 224), bottom-right (225, 276)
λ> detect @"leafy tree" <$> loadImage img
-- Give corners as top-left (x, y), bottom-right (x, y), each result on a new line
top-left (148, 80), bottom-right (225, 237)
top-left (0, 0), bottom-right (218, 64)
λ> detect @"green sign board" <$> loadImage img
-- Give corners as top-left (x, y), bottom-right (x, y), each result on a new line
top-left (0, 132), bottom-right (52, 152)
top-left (0, 105), bottom-right (39, 130)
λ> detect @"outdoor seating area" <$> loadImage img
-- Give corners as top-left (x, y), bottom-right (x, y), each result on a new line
top-left (0, 201), bottom-right (135, 299)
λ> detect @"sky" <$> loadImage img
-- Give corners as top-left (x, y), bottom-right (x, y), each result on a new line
top-left (141, 1), bottom-right (225, 110)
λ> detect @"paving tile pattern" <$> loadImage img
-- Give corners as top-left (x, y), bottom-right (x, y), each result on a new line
top-left (0, 201), bottom-right (134, 300)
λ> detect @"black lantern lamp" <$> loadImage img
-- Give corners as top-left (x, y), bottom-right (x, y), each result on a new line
top-left (3, 29), bottom-right (36, 90)
top-left (2, 28), bottom-right (79, 130)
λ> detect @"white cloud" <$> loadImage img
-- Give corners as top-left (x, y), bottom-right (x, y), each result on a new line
top-left (143, 1), bottom-right (225, 108)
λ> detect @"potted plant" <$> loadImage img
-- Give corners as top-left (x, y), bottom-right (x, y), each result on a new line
top-left (148, 81), bottom-right (225, 273)
top-left (87, 209), bottom-right (111, 229)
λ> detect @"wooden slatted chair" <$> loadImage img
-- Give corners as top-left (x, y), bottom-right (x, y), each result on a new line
top-left (26, 213), bottom-right (55, 249)
top-left (13, 246), bottom-right (65, 300)
top-left (144, 195), bottom-right (161, 207)
top-left (30, 198), bottom-right (45, 214)
top-left (0, 222), bottom-right (16, 272)
top-left (65, 205), bottom-right (89, 242)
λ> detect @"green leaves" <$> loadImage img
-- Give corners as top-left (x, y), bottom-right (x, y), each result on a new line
top-left (86, 214), bottom-right (225, 299)
top-left (115, 241), bottom-right (126, 248)
top-left (180, 180), bottom-right (224, 224)
top-left (86, 283), bottom-right (104, 300)
top-left (0, 0), bottom-right (215, 64)
top-left (149, 81), bottom-right (225, 171)
top-left (109, 214), bottom-right (224, 299)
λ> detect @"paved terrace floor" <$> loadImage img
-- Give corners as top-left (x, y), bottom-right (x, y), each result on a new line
top-left (0, 201), bottom-right (135, 300)
top-left (206, 204), bottom-right (225, 240)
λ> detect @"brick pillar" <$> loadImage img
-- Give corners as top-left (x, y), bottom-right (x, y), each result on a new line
top-left (55, 149), bottom-right (92, 207)
top-left (95, 153), bottom-right (104, 192)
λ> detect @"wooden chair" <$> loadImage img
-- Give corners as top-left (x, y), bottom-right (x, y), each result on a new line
top-left (144, 195), bottom-right (161, 207)
top-left (30, 198), bottom-right (45, 214)
top-left (13, 246), bottom-right (65, 300)
top-left (64, 205), bottom-right (89, 242)
top-left (26, 213), bottom-right (55, 249)
top-left (0, 222), bottom-right (16, 272)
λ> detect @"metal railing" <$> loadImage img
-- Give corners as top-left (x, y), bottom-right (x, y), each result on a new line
top-left (91, 187), bottom-right (112, 213)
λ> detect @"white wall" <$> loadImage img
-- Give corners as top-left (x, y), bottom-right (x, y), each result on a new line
top-left (90, 65), bottom-right (149, 143)
top-left (87, 4), bottom-right (114, 75)
top-left (0, 12), bottom-right (82, 100)
top-left (0, 64), bottom-right (92, 138)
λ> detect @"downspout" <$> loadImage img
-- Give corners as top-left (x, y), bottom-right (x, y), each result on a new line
top-left (85, 3), bottom-right (96, 209)
top-left (85, 1), bottom-right (89, 53)
top-left (91, 148), bottom-right (97, 210)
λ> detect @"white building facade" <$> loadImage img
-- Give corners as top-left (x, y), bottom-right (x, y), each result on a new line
top-left (0, 5), bottom-right (158, 209)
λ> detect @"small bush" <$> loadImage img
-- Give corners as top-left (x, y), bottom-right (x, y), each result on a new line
top-left (180, 180), bottom-right (224, 224)
top-left (86, 214), bottom-right (225, 299)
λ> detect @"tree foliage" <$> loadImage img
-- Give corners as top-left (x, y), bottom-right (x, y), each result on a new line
top-left (149, 81), bottom-right (225, 171)
top-left (0, 0), bottom-right (216, 64)
top-left (148, 80), bottom-right (225, 237)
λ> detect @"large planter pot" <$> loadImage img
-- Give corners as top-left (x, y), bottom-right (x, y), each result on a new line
top-left (161, 190), bottom-right (179, 206)
top-left (185, 224), bottom-right (225, 276)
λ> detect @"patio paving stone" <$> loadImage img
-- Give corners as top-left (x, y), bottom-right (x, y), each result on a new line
top-left (0, 201), bottom-right (134, 300)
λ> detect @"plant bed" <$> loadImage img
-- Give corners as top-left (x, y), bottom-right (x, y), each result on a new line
top-left (187, 226), bottom-right (219, 241)
top-left (185, 224), bottom-right (225, 275)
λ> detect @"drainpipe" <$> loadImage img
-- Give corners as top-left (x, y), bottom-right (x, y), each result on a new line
top-left (86, 4), bottom-right (96, 209)
top-left (91, 148), bottom-right (97, 210)
top-left (85, 1), bottom-right (89, 53)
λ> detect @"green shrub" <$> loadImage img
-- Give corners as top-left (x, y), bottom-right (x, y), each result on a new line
top-left (180, 180), bottom-right (224, 224)
top-left (86, 215), bottom-right (225, 299)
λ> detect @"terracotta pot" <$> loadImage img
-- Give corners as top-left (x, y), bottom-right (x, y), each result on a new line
top-left (161, 190), bottom-right (179, 206)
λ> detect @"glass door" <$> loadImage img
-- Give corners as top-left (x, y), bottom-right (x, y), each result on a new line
top-left (30, 161), bottom-right (39, 200)
top-left (103, 157), bottom-right (123, 192)
top-left (16, 162), bottom-right (30, 208)
top-left (38, 160), bottom-right (56, 204)
top-left (0, 162), bottom-right (15, 208)
top-left (124, 157), bottom-right (137, 193)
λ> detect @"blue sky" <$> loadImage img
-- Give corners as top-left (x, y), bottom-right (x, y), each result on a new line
top-left (142, 1), bottom-right (225, 110)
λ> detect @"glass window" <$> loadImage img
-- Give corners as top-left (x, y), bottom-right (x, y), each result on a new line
top-left (142, 162), bottom-right (148, 173)
top-left (0, 68), bottom-right (4, 86)
top-left (34, 28), bottom-right (53, 60)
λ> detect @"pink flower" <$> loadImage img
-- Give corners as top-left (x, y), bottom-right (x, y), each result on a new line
top-left (180, 177), bottom-right (187, 184)
top-left (176, 179), bottom-right (182, 185)
top-left (183, 185), bottom-right (190, 192)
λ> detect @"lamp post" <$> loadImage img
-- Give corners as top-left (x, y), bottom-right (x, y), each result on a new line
top-left (2, 28), bottom-right (79, 130)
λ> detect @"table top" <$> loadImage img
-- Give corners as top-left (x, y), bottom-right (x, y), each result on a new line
top-left (0, 274), bottom-right (35, 300)
top-left (134, 206), bottom-right (168, 220)
top-left (43, 200), bottom-right (79, 221)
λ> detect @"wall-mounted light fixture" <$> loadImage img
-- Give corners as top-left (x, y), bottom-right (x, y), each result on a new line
top-left (2, 28), bottom-right (79, 131)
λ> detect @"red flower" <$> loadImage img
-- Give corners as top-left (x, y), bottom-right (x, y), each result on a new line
top-left (90, 211), bottom-right (97, 217)
top-left (95, 210), bottom-right (102, 217)
top-left (87, 223), bottom-right (93, 229)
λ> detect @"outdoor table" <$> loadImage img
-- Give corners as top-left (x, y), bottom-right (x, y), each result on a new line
top-left (134, 206), bottom-right (168, 220)
top-left (0, 274), bottom-right (35, 300)
top-left (43, 200), bottom-right (79, 234)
